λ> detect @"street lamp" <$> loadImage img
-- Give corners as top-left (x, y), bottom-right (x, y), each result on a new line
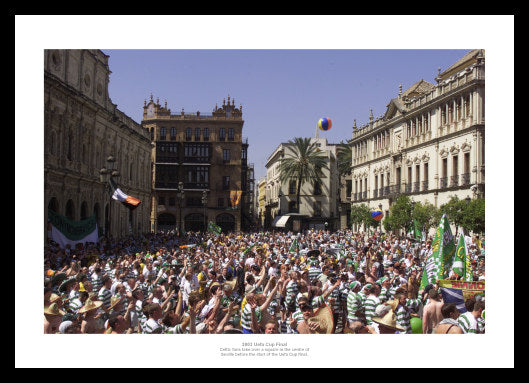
top-left (99, 155), bottom-right (120, 238)
top-left (202, 190), bottom-right (208, 232)
top-left (176, 181), bottom-right (185, 236)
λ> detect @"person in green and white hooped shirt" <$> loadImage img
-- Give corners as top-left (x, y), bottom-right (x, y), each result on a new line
top-left (346, 281), bottom-right (363, 329)
top-left (363, 283), bottom-right (381, 325)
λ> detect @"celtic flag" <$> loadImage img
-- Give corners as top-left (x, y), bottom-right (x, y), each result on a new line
top-left (452, 234), bottom-right (473, 281)
top-left (420, 214), bottom-right (456, 289)
top-left (48, 209), bottom-right (99, 249)
top-left (289, 238), bottom-right (299, 253)
top-left (411, 219), bottom-right (423, 241)
top-left (207, 221), bottom-right (222, 235)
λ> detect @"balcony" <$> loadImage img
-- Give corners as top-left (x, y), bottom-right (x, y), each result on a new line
top-left (413, 181), bottom-right (420, 193)
top-left (439, 177), bottom-right (448, 189)
top-left (184, 182), bottom-right (209, 190)
top-left (461, 173), bottom-right (471, 186)
top-left (155, 181), bottom-right (180, 190)
top-left (422, 181), bottom-right (429, 191)
top-left (183, 156), bottom-right (210, 164)
top-left (450, 175), bottom-right (459, 187)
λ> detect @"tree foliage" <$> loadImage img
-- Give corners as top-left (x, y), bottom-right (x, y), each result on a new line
top-left (279, 137), bottom-right (329, 213)
top-left (336, 142), bottom-right (353, 179)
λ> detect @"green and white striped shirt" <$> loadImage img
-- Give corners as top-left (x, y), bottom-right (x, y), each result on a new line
top-left (346, 291), bottom-right (362, 322)
top-left (364, 295), bottom-right (380, 325)
top-left (143, 318), bottom-right (162, 334)
top-left (395, 304), bottom-right (412, 334)
top-left (458, 312), bottom-right (478, 334)
top-left (98, 287), bottom-right (112, 310)
top-left (240, 304), bottom-right (262, 331)
top-left (285, 280), bottom-right (299, 308)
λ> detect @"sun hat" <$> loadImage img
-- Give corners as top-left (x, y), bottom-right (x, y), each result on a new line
top-left (49, 293), bottom-right (62, 304)
top-left (372, 300), bottom-right (405, 332)
top-left (44, 302), bottom-right (65, 316)
top-left (306, 304), bottom-right (334, 334)
top-left (108, 296), bottom-right (123, 311)
top-left (78, 298), bottom-right (103, 314)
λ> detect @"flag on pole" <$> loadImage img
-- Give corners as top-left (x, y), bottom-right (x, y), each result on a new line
top-left (420, 214), bottom-right (456, 289)
top-left (452, 234), bottom-right (473, 280)
top-left (243, 243), bottom-right (256, 255)
top-left (409, 219), bottom-right (422, 241)
top-left (48, 209), bottom-right (99, 249)
top-left (109, 178), bottom-right (141, 210)
top-left (289, 238), bottom-right (299, 253)
top-left (208, 221), bottom-right (222, 235)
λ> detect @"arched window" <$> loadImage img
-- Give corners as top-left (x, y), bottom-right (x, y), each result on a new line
top-left (65, 199), bottom-right (75, 220)
top-left (80, 201), bottom-right (88, 220)
top-left (48, 197), bottom-right (59, 213)
top-left (216, 213), bottom-right (235, 233)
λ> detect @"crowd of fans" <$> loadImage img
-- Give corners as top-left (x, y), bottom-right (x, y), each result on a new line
top-left (44, 228), bottom-right (485, 335)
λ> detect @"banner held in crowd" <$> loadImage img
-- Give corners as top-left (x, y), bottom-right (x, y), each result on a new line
top-left (439, 279), bottom-right (485, 314)
top-left (452, 233), bottom-right (473, 280)
top-left (48, 209), bottom-right (99, 249)
top-left (208, 221), bottom-right (222, 235)
top-left (420, 214), bottom-right (456, 289)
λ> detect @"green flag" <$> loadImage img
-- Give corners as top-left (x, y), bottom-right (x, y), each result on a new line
top-left (413, 219), bottom-right (422, 240)
top-left (207, 221), bottom-right (222, 235)
top-left (452, 234), bottom-right (465, 278)
top-left (289, 238), bottom-right (299, 253)
top-left (452, 234), bottom-right (473, 281)
top-left (420, 214), bottom-right (456, 289)
top-left (243, 243), bottom-right (256, 255)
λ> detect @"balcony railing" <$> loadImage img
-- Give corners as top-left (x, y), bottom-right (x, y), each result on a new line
top-left (439, 177), bottom-right (448, 189)
top-left (184, 182), bottom-right (209, 189)
top-left (413, 181), bottom-right (420, 193)
top-left (422, 180), bottom-right (429, 191)
top-left (450, 175), bottom-right (459, 187)
top-left (461, 173), bottom-right (470, 186)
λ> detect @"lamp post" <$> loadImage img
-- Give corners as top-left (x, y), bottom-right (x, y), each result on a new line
top-left (202, 190), bottom-right (208, 232)
top-left (99, 155), bottom-right (120, 238)
top-left (176, 181), bottom-right (185, 236)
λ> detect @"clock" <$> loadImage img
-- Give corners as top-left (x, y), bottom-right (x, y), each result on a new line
top-left (146, 103), bottom-right (155, 118)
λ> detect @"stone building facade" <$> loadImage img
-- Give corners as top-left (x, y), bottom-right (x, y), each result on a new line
top-left (143, 95), bottom-right (253, 233)
top-left (349, 49), bottom-right (485, 232)
top-left (44, 49), bottom-right (152, 239)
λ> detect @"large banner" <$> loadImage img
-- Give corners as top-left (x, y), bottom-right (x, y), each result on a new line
top-left (48, 209), bottom-right (99, 249)
top-left (439, 279), bottom-right (485, 314)
top-left (420, 214), bottom-right (456, 289)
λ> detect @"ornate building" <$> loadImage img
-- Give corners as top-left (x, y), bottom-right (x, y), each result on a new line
top-left (44, 49), bottom-right (152, 239)
top-left (143, 95), bottom-right (254, 233)
top-left (349, 49), bottom-right (485, 231)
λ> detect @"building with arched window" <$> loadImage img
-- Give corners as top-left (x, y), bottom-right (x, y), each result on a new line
top-left (143, 95), bottom-right (255, 233)
top-left (349, 49), bottom-right (485, 233)
top-left (44, 49), bottom-right (152, 240)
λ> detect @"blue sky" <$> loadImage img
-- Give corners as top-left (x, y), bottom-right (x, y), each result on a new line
top-left (103, 49), bottom-right (469, 181)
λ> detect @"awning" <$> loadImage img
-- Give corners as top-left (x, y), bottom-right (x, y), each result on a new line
top-left (273, 215), bottom-right (290, 228)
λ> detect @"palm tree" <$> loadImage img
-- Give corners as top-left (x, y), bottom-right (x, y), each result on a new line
top-left (279, 137), bottom-right (329, 213)
top-left (336, 141), bottom-right (353, 179)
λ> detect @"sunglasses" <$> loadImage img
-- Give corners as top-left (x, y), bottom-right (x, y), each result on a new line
top-left (299, 305), bottom-right (312, 312)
